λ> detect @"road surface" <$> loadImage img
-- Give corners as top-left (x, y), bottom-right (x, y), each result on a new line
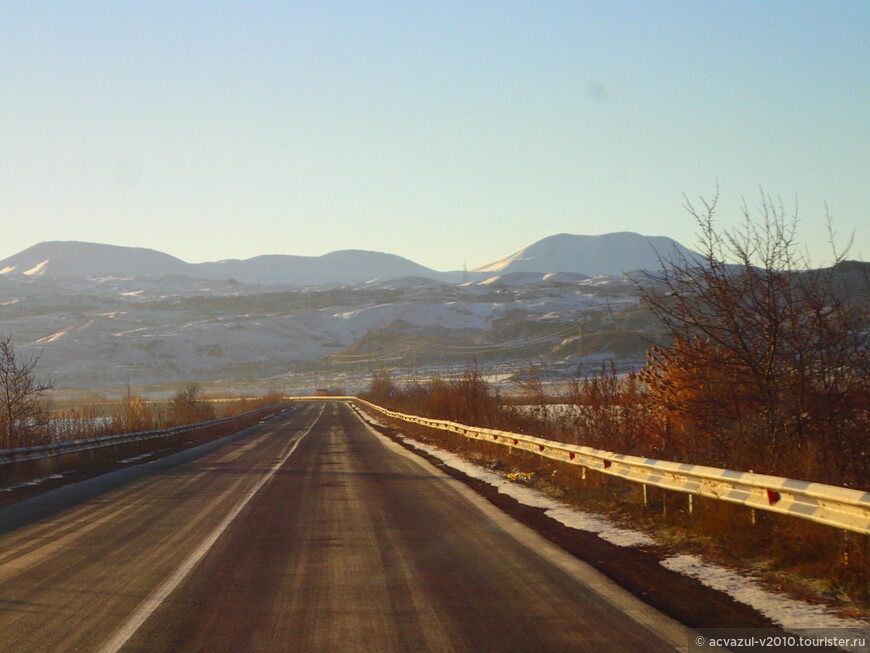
top-left (0, 402), bottom-right (685, 652)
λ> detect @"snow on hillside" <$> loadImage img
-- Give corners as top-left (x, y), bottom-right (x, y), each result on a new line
top-left (0, 232), bottom-right (699, 287)
top-left (478, 272), bottom-right (548, 286)
top-left (0, 241), bottom-right (449, 285)
top-left (0, 241), bottom-right (192, 278)
top-left (474, 232), bottom-right (697, 276)
top-left (0, 270), bottom-right (646, 388)
top-left (542, 272), bottom-right (590, 284)
top-left (0, 232), bottom-right (700, 388)
top-left (193, 249), bottom-right (447, 285)
top-left (24, 260), bottom-right (50, 276)
top-left (363, 276), bottom-right (452, 291)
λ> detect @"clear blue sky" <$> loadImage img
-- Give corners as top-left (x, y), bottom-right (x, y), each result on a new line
top-left (2, 1), bottom-right (867, 270)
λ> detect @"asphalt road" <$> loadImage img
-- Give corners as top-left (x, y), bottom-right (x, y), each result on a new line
top-left (0, 402), bottom-right (686, 652)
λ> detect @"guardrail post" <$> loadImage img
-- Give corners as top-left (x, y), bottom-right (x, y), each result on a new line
top-left (688, 493), bottom-right (693, 516)
top-left (843, 531), bottom-right (850, 566)
top-left (642, 483), bottom-right (648, 507)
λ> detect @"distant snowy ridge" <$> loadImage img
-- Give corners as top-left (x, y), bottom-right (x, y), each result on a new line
top-left (0, 232), bottom-right (699, 286)
top-left (193, 249), bottom-right (443, 285)
top-left (0, 241), bottom-right (444, 285)
top-left (0, 242), bottom-right (190, 278)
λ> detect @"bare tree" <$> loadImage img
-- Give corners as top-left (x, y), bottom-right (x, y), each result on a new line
top-left (636, 188), bottom-right (868, 485)
top-left (362, 368), bottom-right (395, 404)
top-left (168, 382), bottom-right (215, 425)
top-left (0, 335), bottom-right (55, 448)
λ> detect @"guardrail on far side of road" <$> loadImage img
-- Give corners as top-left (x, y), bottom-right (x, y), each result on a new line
top-left (0, 403), bottom-right (291, 469)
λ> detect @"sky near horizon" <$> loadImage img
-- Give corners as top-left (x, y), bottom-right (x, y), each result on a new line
top-left (2, 2), bottom-right (867, 271)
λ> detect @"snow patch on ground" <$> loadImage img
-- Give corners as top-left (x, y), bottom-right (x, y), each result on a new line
top-left (118, 452), bottom-right (155, 464)
top-left (545, 506), bottom-right (658, 547)
top-left (0, 473), bottom-right (66, 492)
top-left (662, 554), bottom-right (867, 632)
top-left (36, 329), bottom-right (68, 343)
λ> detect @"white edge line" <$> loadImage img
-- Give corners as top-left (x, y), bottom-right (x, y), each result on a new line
top-left (99, 405), bottom-right (325, 653)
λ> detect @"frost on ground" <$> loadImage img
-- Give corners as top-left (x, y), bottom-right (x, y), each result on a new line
top-left (0, 473), bottom-right (66, 493)
top-left (359, 409), bottom-right (868, 635)
top-left (663, 554), bottom-right (868, 633)
top-left (118, 452), bottom-right (155, 464)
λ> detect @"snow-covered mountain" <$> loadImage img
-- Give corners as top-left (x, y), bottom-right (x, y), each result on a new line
top-left (0, 241), bottom-right (449, 285)
top-left (0, 232), bottom-right (698, 286)
top-left (474, 232), bottom-right (697, 276)
top-left (193, 250), bottom-right (448, 285)
top-left (0, 242), bottom-right (191, 278)
top-left (0, 232), bottom-right (705, 390)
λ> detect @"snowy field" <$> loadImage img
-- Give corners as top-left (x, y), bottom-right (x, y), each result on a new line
top-left (0, 271), bottom-right (645, 389)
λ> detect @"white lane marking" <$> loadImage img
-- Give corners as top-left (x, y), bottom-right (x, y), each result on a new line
top-left (99, 406), bottom-right (325, 653)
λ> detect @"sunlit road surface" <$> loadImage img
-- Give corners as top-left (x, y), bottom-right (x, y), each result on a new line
top-left (0, 402), bottom-right (685, 652)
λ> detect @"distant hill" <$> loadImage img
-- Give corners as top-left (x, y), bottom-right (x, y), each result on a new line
top-left (193, 250), bottom-right (443, 285)
top-left (0, 241), bottom-right (190, 278)
top-left (473, 232), bottom-right (699, 276)
top-left (1, 236), bottom-right (861, 390)
top-left (0, 232), bottom-right (701, 286)
top-left (0, 241), bottom-right (445, 285)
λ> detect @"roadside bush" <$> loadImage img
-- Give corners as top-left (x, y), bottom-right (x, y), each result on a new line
top-left (167, 382), bottom-right (216, 426)
top-left (361, 364), bottom-right (501, 429)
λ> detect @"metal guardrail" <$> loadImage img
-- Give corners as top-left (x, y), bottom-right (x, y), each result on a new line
top-left (292, 396), bottom-right (870, 536)
top-left (0, 403), bottom-right (288, 467)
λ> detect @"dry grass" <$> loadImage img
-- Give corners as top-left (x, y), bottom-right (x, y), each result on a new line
top-left (41, 389), bottom-right (286, 444)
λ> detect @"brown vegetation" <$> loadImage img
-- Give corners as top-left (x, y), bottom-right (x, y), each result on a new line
top-left (361, 365), bottom-right (501, 428)
top-left (359, 191), bottom-right (869, 602)
top-left (637, 189), bottom-right (868, 487)
top-left (1, 371), bottom-right (286, 450)
top-left (0, 335), bottom-right (54, 448)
